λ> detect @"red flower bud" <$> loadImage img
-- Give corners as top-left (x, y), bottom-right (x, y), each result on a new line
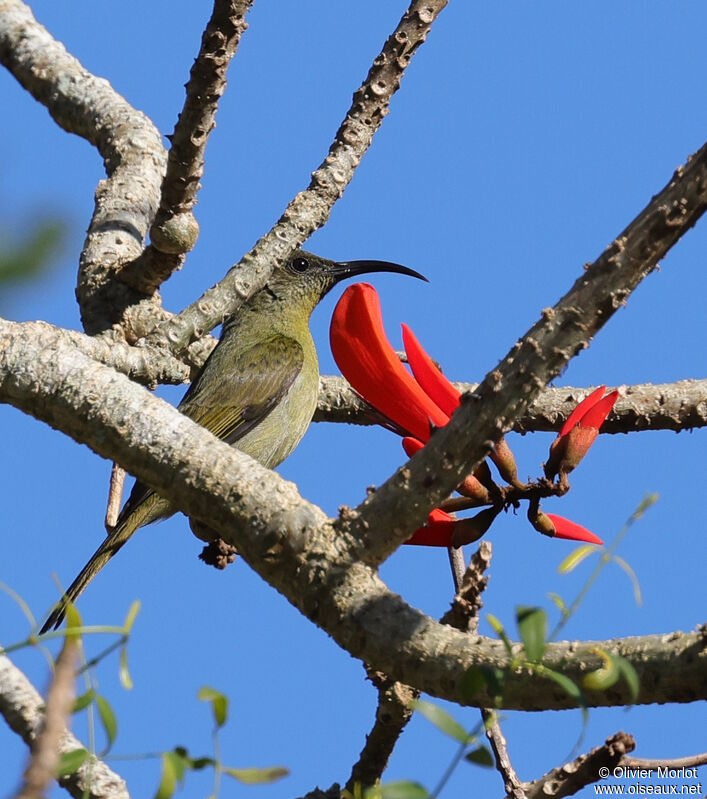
top-left (532, 511), bottom-right (603, 545)
top-left (406, 508), bottom-right (456, 546)
top-left (544, 386), bottom-right (619, 479)
top-left (450, 507), bottom-right (499, 548)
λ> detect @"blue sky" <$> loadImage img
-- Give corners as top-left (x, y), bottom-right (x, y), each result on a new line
top-left (1, 2), bottom-right (705, 797)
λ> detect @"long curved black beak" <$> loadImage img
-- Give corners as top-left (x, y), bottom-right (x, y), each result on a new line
top-left (330, 259), bottom-right (428, 283)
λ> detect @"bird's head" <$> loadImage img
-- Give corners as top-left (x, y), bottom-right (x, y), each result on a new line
top-left (263, 249), bottom-right (427, 317)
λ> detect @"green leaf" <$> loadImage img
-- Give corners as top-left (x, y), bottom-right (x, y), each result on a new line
top-left (189, 756), bottom-right (215, 771)
top-left (365, 781), bottom-right (429, 799)
top-left (541, 667), bottom-right (583, 704)
top-left (558, 544), bottom-right (597, 574)
top-left (464, 745), bottom-right (494, 768)
top-left (119, 646), bottom-right (133, 690)
top-left (64, 602), bottom-right (83, 641)
top-left (486, 614), bottom-right (513, 657)
top-left (615, 655), bottom-right (640, 703)
top-left (516, 606), bottom-right (547, 663)
top-left (611, 555), bottom-right (643, 606)
top-left (72, 689), bottom-right (96, 714)
top-left (123, 600), bottom-right (141, 633)
top-left (583, 648), bottom-right (620, 692)
top-left (459, 666), bottom-right (486, 700)
top-left (56, 748), bottom-right (89, 777)
top-left (197, 686), bottom-right (228, 729)
top-left (629, 492), bottom-right (659, 523)
top-left (412, 699), bottom-right (472, 744)
top-left (222, 766), bottom-right (289, 784)
top-left (154, 753), bottom-right (178, 799)
top-left (166, 748), bottom-right (190, 783)
top-left (547, 592), bottom-right (569, 617)
top-left (95, 694), bottom-right (117, 750)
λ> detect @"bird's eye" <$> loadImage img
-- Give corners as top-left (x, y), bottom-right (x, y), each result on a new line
top-left (290, 256), bottom-right (310, 273)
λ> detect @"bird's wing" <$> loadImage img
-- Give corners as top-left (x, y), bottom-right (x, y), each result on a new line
top-left (179, 333), bottom-right (305, 446)
top-left (114, 335), bottom-right (304, 528)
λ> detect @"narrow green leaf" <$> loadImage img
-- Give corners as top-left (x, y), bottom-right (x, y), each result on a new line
top-left (615, 655), bottom-right (640, 703)
top-left (166, 748), bottom-right (189, 782)
top-left (123, 600), bottom-right (141, 633)
top-left (72, 689), bottom-right (96, 714)
top-left (412, 699), bottom-right (472, 744)
top-left (464, 745), bottom-right (494, 768)
top-left (222, 766), bottom-right (289, 784)
top-left (64, 602), bottom-right (83, 641)
top-left (516, 606), bottom-right (547, 663)
top-left (119, 646), bottom-right (133, 690)
top-left (56, 748), bottom-right (89, 777)
top-left (540, 667), bottom-right (583, 704)
top-left (154, 753), bottom-right (177, 799)
top-left (630, 492), bottom-right (659, 522)
top-left (547, 592), bottom-right (569, 617)
top-left (366, 781), bottom-right (429, 799)
top-left (459, 666), bottom-right (486, 700)
top-left (197, 686), bottom-right (228, 728)
top-left (486, 614), bottom-right (513, 656)
top-left (558, 544), bottom-right (596, 574)
top-left (611, 555), bottom-right (643, 606)
top-left (95, 694), bottom-right (118, 750)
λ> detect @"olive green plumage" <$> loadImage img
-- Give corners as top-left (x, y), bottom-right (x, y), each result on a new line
top-left (41, 250), bottom-right (424, 632)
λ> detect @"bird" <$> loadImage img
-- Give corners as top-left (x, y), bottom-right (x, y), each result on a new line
top-left (40, 250), bottom-right (425, 632)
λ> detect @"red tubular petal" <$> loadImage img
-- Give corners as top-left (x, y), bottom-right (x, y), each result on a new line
top-left (559, 386), bottom-right (606, 437)
top-left (545, 513), bottom-right (603, 545)
top-left (402, 437), bottom-right (424, 457)
top-left (405, 508), bottom-right (456, 547)
top-left (330, 284), bottom-right (449, 441)
top-left (401, 323), bottom-right (461, 417)
top-left (577, 390), bottom-right (619, 430)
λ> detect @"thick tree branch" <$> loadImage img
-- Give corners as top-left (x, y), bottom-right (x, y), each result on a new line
top-left (122, 0), bottom-right (255, 293)
top-left (146, 0), bottom-right (449, 354)
top-left (316, 377), bottom-right (707, 434)
top-left (1, 322), bottom-right (705, 711)
top-left (344, 142), bottom-right (707, 565)
top-left (0, 319), bottom-right (189, 386)
top-left (0, 0), bottom-right (167, 337)
top-left (0, 652), bottom-right (129, 799)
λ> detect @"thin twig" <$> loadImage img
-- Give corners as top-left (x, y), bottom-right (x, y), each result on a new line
top-left (621, 752), bottom-right (707, 771)
top-left (105, 463), bottom-right (126, 531)
top-left (146, 0), bottom-right (450, 354)
top-left (16, 637), bottom-right (79, 799)
top-left (0, 651), bottom-right (129, 799)
top-left (122, 0), bottom-right (255, 293)
top-left (444, 546), bottom-right (526, 797)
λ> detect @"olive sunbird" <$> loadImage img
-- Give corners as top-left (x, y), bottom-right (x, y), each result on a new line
top-left (41, 250), bottom-right (425, 632)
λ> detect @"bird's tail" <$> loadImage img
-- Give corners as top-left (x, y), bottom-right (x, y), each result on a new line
top-left (40, 493), bottom-right (161, 633)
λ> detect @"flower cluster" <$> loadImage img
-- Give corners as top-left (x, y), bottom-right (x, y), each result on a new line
top-left (330, 283), bottom-right (617, 548)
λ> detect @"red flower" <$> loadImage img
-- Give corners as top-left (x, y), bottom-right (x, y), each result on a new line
top-left (330, 283), bottom-right (449, 442)
top-left (331, 283), bottom-right (606, 548)
top-left (544, 386), bottom-right (619, 480)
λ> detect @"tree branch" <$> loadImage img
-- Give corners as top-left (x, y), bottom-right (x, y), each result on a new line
top-left (0, 0), bottom-right (167, 337)
top-left (16, 638), bottom-right (79, 799)
top-left (1, 321), bottom-right (705, 711)
top-left (122, 0), bottom-right (255, 294)
top-left (145, 0), bottom-right (449, 354)
top-left (520, 732), bottom-right (635, 799)
top-left (0, 652), bottom-right (129, 799)
top-left (315, 377), bottom-right (707, 434)
top-left (343, 141), bottom-right (707, 565)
